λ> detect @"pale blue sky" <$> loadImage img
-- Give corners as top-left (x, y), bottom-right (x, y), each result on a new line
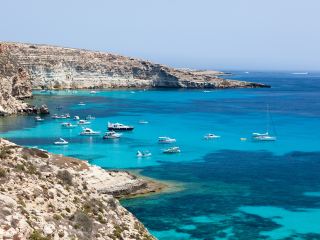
top-left (1, 0), bottom-right (319, 71)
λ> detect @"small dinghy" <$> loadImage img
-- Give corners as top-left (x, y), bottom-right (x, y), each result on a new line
top-left (61, 122), bottom-right (77, 128)
top-left (103, 131), bottom-right (122, 139)
top-left (80, 128), bottom-right (101, 136)
top-left (139, 120), bottom-right (149, 124)
top-left (54, 138), bottom-right (69, 145)
top-left (163, 146), bottom-right (181, 154)
top-left (136, 150), bottom-right (152, 158)
top-left (35, 116), bottom-right (44, 122)
top-left (77, 120), bottom-right (91, 125)
top-left (158, 137), bottom-right (176, 144)
top-left (204, 133), bottom-right (220, 140)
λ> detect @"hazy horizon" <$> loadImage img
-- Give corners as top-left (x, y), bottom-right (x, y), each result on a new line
top-left (1, 0), bottom-right (319, 71)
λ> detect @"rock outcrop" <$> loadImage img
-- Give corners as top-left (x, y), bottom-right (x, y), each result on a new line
top-left (0, 43), bottom-right (32, 115)
top-left (0, 139), bottom-right (160, 240)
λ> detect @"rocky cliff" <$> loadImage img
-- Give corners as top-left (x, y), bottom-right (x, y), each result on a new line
top-left (0, 138), bottom-right (161, 240)
top-left (1, 42), bottom-right (268, 90)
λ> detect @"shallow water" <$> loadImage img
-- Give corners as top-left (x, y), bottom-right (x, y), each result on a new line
top-left (1, 72), bottom-right (320, 239)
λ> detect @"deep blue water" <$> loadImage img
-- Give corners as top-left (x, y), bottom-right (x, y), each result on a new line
top-left (1, 72), bottom-right (320, 239)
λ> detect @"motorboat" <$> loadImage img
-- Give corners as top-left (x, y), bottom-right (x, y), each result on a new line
top-left (54, 138), bottom-right (69, 145)
top-left (51, 114), bottom-right (60, 119)
top-left (163, 147), bottom-right (181, 154)
top-left (73, 115), bottom-right (80, 120)
top-left (52, 114), bottom-right (68, 119)
top-left (78, 102), bottom-right (86, 106)
top-left (252, 132), bottom-right (277, 141)
top-left (86, 115), bottom-right (95, 120)
top-left (158, 137), bottom-right (176, 144)
top-left (61, 122), bottom-right (77, 128)
top-left (90, 90), bottom-right (97, 94)
top-left (103, 131), bottom-right (122, 139)
top-left (138, 120), bottom-right (149, 124)
top-left (35, 116), bottom-right (44, 122)
top-left (136, 150), bottom-right (152, 158)
top-left (107, 122), bottom-right (134, 131)
top-left (77, 120), bottom-right (91, 125)
top-left (80, 128), bottom-right (101, 136)
top-left (240, 137), bottom-right (247, 141)
top-left (204, 133), bottom-right (220, 140)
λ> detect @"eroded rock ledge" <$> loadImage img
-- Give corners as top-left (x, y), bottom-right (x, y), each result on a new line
top-left (0, 138), bottom-right (163, 239)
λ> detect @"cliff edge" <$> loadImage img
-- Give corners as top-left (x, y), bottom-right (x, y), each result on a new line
top-left (0, 138), bottom-right (161, 239)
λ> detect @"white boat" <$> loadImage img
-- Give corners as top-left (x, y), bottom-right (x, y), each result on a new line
top-left (86, 115), bottom-right (95, 120)
top-left (73, 115), bottom-right (80, 120)
top-left (35, 116), bottom-right (44, 122)
top-left (292, 72), bottom-right (308, 75)
top-left (61, 122), bottom-right (77, 128)
top-left (54, 138), bottom-right (69, 145)
top-left (252, 132), bottom-right (277, 141)
top-left (240, 137), bottom-right (247, 141)
top-left (90, 90), bottom-right (97, 94)
top-left (136, 150), bottom-right (152, 158)
top-left (80, 128), bottom-right (101, 136)
top-left (158, 137), bottom-right (176, 144)
top-left (78, 102), bottom-right (86, 106)
top-left (252, 105), bottom-right (277, 142)
top-left (163, 147), bottom-right (181, 154)
top-left (139, 120), bottom-right (149, 124)
top-left (204, 133), bottom-right (220, 139)
top-left (103, 131), bottom-right (122, 139)
top-left (107, 122), bottom-right (134, 131)
top-left (78, 120), bottom-right (91, 125)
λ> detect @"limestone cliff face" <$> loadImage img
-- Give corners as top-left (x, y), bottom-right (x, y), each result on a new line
top-left (1, 42), bottom-right (269, 90)
top-left (0, 43), bottom-right (32, 115)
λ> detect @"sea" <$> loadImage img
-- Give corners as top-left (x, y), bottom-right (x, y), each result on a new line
top-left (1, 71), bottom-right (320, 240)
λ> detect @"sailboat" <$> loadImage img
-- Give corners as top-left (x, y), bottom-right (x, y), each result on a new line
top-left (252, 105), bottom-right (277, 141)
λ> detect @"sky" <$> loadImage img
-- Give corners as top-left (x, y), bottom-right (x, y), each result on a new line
top-left (1, 0), bottom-right (319, 71)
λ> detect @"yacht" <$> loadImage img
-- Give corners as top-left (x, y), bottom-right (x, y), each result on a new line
top-left (163, 146), bottom-right (181, 154)
top-left (107, 122), bottom-right (134, 131)
top-left (77, 120), bottom-right (91, 125)
top-left (158, 137), bottom-right (176, 144)
top-left (204, 133), bottom-right (220, 140)
top-left (252, 105), bottom-right (277, 142)
top-left (103, 131), bottom-right (122, 139)
top-left (252, 132), bottom-right (277, 141)
top-left (61, 122), bottom-right (77, 128)
top-left (136, 150), bottom-right (152, 158)
top-left (80, 128), bottom-right (101, 136)
top-left (54, 138), bottom-right (69, 145)
top-left (35, 116), bottom-right (44, 122)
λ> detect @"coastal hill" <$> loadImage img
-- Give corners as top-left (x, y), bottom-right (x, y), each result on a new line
top-left (0, 138), bottom-right (162, 239)
top-left (0, 41), bottom-right (268, 115)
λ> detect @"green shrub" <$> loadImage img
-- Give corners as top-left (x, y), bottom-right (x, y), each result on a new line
top-left (0, 167), bottom-right (7, 178)
top-left (57, 170), bottom-right (73, 185)
top-left (28, 230), bottom-right (51, 240)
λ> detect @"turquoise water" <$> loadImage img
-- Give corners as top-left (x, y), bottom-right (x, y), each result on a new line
top-left (1, 72), bottom-right (320, 239)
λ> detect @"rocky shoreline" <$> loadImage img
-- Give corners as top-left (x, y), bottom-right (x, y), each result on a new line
top-left (0, 41), bottom-right (269, 115)
top-left (0, 138), bottom-right (165, 239)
